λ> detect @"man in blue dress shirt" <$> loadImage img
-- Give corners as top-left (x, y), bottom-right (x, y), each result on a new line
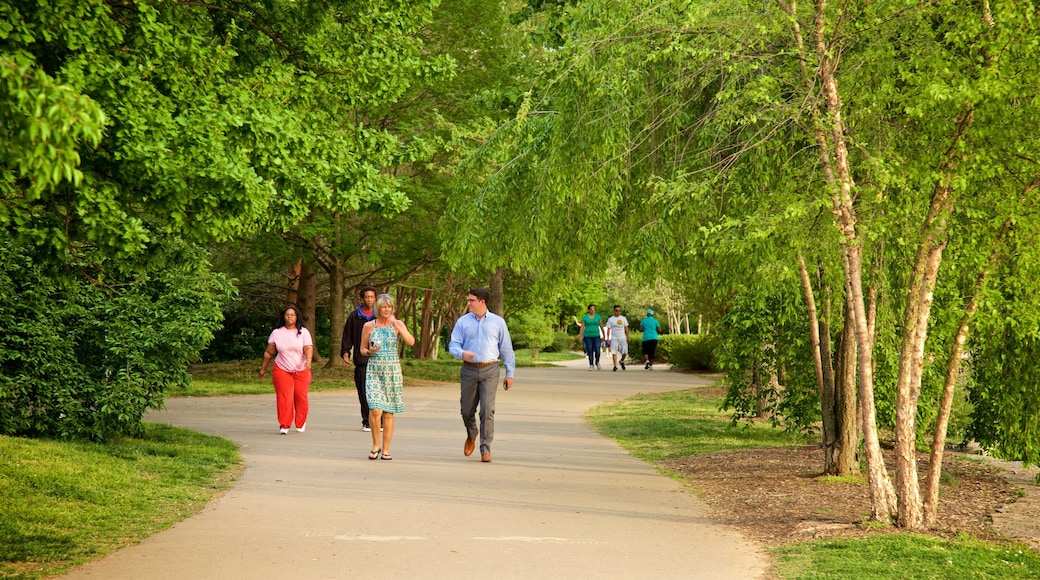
top-left (448, 287), bottom-right (515, 463)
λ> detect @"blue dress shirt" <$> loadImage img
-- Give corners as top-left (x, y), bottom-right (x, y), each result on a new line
top-left (448, 311), bottom-right (516, 378)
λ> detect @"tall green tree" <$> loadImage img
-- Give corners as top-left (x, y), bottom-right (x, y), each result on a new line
top-left (0, 0), bottom-right (454, 437)
top-left (450, 0), bottom-right (1040, 530)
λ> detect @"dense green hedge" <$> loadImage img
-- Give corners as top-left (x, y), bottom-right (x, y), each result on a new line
top-left (540, 331), bottom-right (574, 353)
top-left (633, 333), bottom-right (720, 371)
top-left (0, 241), bottom-right (231, 440)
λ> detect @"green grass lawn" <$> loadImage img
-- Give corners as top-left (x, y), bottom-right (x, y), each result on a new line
top-left (774, 534), bottom-right (1040, 579)
top-left (0, 424), bottom-right (241, 579)
top-left (585, 385), bottom-right (1040, 579)
top-left (586, 387), bottom-right (812, 462)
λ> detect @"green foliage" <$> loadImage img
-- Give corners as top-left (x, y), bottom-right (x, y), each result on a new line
top-left (540, 330), bottom-right (574, 353)
top-left (2, 0), bottom-right (450, 266)
top-left (446, 0), bottom-right (1040, 488)
top-left (198, 299), bottom-right (274, 363)
top-left (0, 52), bottom-right (105, 201)
top-left (967, 320), bottom-right (1040, 465)
top-left (716, 289), bottom-right (821, 433)
top-left (506, 306), bottom-right (555, 351)
top-left (657, 334), bottom-right (720, 372)
top-left (0, 423), bottom-right (240, 578)
top-left (0, 240), bottom-right (232, 440)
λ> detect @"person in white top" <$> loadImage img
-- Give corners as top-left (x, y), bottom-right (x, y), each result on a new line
top-left (259, 306), bottom-right (314, 434)
top-left (605, 305), bottom-right (630, 372)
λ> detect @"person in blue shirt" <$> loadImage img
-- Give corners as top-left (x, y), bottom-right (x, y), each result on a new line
top-left (448, 287), bottom-right (516, 463)
top-left (639, 309), bottom-right (662, 370)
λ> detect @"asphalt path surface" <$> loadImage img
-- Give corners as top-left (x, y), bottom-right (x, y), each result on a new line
top-left (62, 359), bottom-right (767, 579)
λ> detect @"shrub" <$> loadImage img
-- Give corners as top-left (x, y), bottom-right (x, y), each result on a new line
top-left (507, 307), bottom-right (554, 352)
top-left (541, 331), bottom-right (573, 353)
top-left (0, 240), bottom-right (232, 440)
top-left (629, 335), bottom-right (643, 358)
top-left (657, 334), bottom-right (720, 371)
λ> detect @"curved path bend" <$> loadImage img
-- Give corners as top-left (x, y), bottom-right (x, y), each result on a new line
top-left (63, 360), bottom-right (767, 579)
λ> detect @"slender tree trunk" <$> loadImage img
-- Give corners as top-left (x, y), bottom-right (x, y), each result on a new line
top-left (285, 260), bottom-right (301, 306)
top-left (832, 297), bottom-right (860, 476)
top-left (815, 3), bottom-right (897, 518)
top-left (419, 288), bottom-right (435, 359)
top-left (489, 268), bottom-right (504, 316)
top-left (922, 271), bottom-right (981, 525)
top-left (798, 256), bottom-right (839, 473)
top-left (326, 252), bottom-right (345, 368)
top-left (844, 247), bottom-right (897, 519)
top-left (893, 111), bottom-right (972, 529)
top-left (923, 176), bottom-right (1037, 523)
top-left (298, 261), bottom-right (319, 362)
top-left (778, 0), bottom-right (895, 516)
top-left (752, 366), bottom-right (767, 418)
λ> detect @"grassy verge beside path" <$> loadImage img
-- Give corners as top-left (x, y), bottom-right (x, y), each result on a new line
top-left (0, 424), bottom-right (241, 579)
top-left (586, 382), bottom-right (1040, 579)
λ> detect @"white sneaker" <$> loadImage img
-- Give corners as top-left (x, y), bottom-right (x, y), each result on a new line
top-left (279, 428), bottom-right (289, 435)
top-left (362, 425), bottom-right (372, 432)
top-left (589, 365), bottom-right (594, 371)
top-left (296, 423), bottom-right (306, 433)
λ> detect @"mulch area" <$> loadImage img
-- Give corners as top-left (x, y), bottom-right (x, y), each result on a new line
top-left (660, 445), bottom-right (1020, 547)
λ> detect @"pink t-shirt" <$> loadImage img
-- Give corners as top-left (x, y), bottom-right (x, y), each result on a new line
top-left (267, 326), bottom-right (313, 373)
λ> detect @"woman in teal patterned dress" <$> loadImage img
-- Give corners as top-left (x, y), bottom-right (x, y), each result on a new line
top-left (359, 294), bottom-right (415, 460)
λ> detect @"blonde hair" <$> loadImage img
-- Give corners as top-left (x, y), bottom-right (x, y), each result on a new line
top-left (374, 293), bottom-right (394, 314)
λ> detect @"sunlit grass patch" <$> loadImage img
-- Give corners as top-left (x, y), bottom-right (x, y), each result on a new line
top-left (585, 386), bottom-right (811, 462)
top-left (774, 534), bottom-right (1040, 579)
top-left (0, 425), bottom-right (241, 579)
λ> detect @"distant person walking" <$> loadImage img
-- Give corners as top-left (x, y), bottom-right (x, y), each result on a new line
top-left (606, 305), bottom-right (630, 372)
top-left (259, 305), bottom-right (313, 434)
top-left (359, 294), bottom-right (414, 460)
top-left (579, 304), bottom-right (604, 370)
top-left (640, 309), bottom-right (662, 370)
top-left (341, 285), bottom-right (378, 431)
top-left (448, 287), bottom-right (515, 463)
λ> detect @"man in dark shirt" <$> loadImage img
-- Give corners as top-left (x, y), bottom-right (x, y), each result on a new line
top-left (341, 286), bottom-right (377, 431)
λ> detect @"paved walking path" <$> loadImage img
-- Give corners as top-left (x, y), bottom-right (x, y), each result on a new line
top-left (62, 361), bottom-right (767, 579)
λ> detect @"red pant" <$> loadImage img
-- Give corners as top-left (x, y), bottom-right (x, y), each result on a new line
top-left (272, 366), bottom-right (310, 429)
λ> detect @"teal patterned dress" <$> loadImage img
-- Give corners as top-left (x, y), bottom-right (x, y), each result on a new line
top-left (365, 324), bottom-right (404, 413)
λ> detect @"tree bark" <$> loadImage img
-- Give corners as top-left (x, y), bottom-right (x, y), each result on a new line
top-left (326, 252), bottom-right (345, 368)
top-left (418, 288), bottom-right (436, 359)
top-left (810, 0), bottom-right (896, 518)
top-left (297, 260), bottom-right (320, 362)
top-left (489, 268), bottom-right (504, 316)
top-left (893, 111), bottom-right (972, 529)
top-left (833, 298), bottom-right (860, 476)
top-left (798, 256), bottom-right (839, 473)
top-left (285, 260), bottom-right (301, 306)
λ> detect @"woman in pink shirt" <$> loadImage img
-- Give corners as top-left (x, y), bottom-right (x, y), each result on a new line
top-left (259, 306), bottom-right (314, 434)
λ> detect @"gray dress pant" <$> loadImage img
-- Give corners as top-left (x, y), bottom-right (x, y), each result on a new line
top-left (460, 364), bottom-right (500, 455)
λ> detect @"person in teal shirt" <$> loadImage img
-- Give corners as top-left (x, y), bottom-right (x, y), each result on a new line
top-left (579, 304), bottom-right (604, 370)
top-left (639, 309), bottom-right (662, 370)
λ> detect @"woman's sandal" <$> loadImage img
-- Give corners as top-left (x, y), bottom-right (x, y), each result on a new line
top-left (368, 449), bottom-right (381, 460)
top-left (380, 453), bottom-right (393, 460)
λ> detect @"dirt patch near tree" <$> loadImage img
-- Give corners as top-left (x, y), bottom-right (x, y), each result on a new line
top-left (660, 445), bottom-right (1040, 548)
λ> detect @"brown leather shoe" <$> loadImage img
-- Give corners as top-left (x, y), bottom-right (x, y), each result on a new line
top-left (481, 453), bottom-right (492, 463)
top-left (464, 436), bottom-right (476, 457)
